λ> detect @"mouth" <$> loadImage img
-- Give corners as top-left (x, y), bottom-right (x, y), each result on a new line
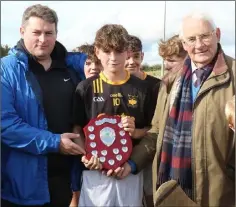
top-left (111, 63), bottom-right (120, 67)
top-left (126, 66), bottom-right (137, 70)
top-left (37, 45), bottom-right (48, 49)
top-left (90, 72), bottom-right (99, 75)
top-left (195, 50), bottom-right (208, 54)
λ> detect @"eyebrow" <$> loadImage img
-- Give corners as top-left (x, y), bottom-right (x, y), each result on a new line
top-left (132, 52), bottom-right (141, 55)
top-left (186, 31), bottom-right (212, 38)
top-left (32, 29), bottom-right (54, 33)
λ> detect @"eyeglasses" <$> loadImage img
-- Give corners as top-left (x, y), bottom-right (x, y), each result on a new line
top-left (182, 30), bottom-right (215, 47)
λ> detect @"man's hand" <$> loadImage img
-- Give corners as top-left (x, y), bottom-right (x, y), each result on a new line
top-left (59, 133), bottom-right (86, 155)
top-left (81, 155), bottom-right (103, 170)
top-left (121, 116), bottom-right (135, 137)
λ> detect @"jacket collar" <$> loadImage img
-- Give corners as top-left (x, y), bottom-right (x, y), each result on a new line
top-left (9, 39), bottom-right (68, 71)
top-left (161, 64), bottom-right (183, 94)
top-left (198, 46), bottom-right (230, 97)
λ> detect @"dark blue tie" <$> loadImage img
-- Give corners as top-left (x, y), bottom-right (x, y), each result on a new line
top-left (194, 69), bottom-right (205, 87)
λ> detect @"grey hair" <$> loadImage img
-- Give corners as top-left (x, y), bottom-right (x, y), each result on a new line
top-left (179, 11), bottom-right (217, 38)
top-left (22, 4), bottom-right (58, 33)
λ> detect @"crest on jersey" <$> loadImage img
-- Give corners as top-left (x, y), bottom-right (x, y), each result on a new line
top-left (128, 94), bottom-right (138, 108)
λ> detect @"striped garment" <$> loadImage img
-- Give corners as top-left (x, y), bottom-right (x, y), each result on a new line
top-left (157, 52), bottom-right (217, 198)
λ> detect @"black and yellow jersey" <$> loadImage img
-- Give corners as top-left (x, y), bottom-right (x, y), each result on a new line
top-left (72, 71), bottom-right (156, 129)
top-left (143, 72), bottom-right (161, 96)
top-left (143, 72), bottom-right (161, 109)
top-left (143, 72), bottom-right (161, 89)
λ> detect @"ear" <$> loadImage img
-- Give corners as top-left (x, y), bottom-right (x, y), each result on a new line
top-left (20, 26), bottom-right (25, 39)
top-left (215, 27), bottom-right (221, 43)
top-left (141, 52), bottom-right (144, 62)
top-left (182, 41), bottom-right (188, 51)
top-left (229, 124), bottom-right (235, 132)
top-left (95, 47), bottom-right (101, 60)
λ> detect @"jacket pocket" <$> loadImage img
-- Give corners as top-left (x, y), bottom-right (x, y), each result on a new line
top-left (2, 149), bottom-right (45, 200)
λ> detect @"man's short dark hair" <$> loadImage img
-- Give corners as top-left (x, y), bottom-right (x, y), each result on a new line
top-left (22, 4), bottom-right (58, 33)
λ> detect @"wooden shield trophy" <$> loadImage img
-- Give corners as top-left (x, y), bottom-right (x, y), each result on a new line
top-left (83, 114), bottom-right (133, 170)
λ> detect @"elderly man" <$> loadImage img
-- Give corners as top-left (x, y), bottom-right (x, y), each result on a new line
top-left (150, 12), bottom-right (235, 206)
top-left (1, 4), bottom-right (87, 207)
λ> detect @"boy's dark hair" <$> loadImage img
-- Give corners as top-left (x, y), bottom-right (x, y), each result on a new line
top-left (127, 35), bottom-right (142, 52)
top-left (22, 4), bottom-right (58, 33)
top-left (94, 24), bottom-right (129, 52)
top-left (73, 43), bottom-right (100, 64)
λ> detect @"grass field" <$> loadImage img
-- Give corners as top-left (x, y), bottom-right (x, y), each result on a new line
top-left (145, 70), bottom-right (162, 79)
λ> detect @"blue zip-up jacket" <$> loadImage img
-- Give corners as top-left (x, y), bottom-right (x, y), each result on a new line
top-left (1, 43), bottom-right (87, 205)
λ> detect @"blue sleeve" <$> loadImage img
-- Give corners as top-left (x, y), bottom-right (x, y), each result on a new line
top-left (1, 63), bottom-right (61, 155)
top-left (71, 156), bottom-right (86, 191)
top-left (127, 159), bottom-right (137, 174)
top-left (66, 52), bottom-right (87, 81)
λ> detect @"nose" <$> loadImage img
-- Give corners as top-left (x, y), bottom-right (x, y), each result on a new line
top-left (164, 60), bottom-right (169, 69)
top-left (195, 38), bottom-right (204, 48)
top-left (91, 62), bottom-right (101, 72)
top-left (127, 57), bottom-right (135, 65)
top-left (39, 34), bottom-right (46, 43)
top-left (109, 51), bottom-right (117, 61)
top-left (90, 62), bottom-right (96, 71)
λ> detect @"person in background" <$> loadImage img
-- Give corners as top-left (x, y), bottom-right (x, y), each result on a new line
top-left (70, 43), bottom-right (102, 207)
top-left (158, 34), bottom-right (187, 73)
top-left (73, 43), bottom-right (102, 78)
top-left (125, 34), bottom-right (161, 207)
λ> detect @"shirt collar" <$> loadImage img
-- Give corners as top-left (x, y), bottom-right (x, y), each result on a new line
top-left (191, 61), bottom-right (198, 73)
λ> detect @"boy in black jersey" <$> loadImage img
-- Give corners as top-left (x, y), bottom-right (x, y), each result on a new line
top-left (126, 35), bottom-right (161, 103)
top-left (125, 35), bottom-right (161, 207)
top-left (72, 24), bottom-right (156, 206)
top-left (70, 43), bottom-right (103, 207)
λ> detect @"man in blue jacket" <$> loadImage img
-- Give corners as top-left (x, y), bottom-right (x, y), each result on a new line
top-left (1, 4), bottom-right (87, 207)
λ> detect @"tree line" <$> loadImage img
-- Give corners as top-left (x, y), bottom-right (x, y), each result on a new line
top-left (1, 44), bottom-right (11, 57)
top-left (0, 45), bottom-right (161, 71)
top-left (142, 63), bottom-right (161, 71)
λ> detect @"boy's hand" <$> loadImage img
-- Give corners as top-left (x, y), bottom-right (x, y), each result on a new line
top-left (116, 162), bottom-right (132, 179)
top-left (106, 162), bottom-right (131, 179)
top-left (106, 166), bottom-right (124, 177)
top-left (81, 155), bottom-right (103, 170)
top-left (121, 116), bottom-right (135, 137)
top-left (131, 127), bottom-right (150, 139)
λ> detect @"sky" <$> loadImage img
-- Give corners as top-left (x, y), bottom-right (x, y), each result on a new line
top-left (1, 1), bottom-right (235, 65)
